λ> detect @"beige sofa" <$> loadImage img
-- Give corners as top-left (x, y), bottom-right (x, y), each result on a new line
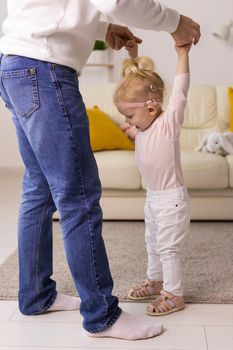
top-left (77, 82), bottom-right (233, 220)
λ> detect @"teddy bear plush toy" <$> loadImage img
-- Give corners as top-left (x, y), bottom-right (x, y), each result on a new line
top-left (196, 132), bottom-right (233, 156)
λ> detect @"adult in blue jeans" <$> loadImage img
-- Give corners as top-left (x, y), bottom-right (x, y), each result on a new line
top-left (0, 0), bottom-right (200, 341)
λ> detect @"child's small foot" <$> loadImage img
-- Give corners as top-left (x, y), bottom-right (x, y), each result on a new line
top-left (128, 278), bottom-right (163, 300)
top-left (47, 293), bottom-right (80, 312)
top-left (147, 290), bottom-right (185, 316)
top-left (84, 311), bottom-right (163, 340)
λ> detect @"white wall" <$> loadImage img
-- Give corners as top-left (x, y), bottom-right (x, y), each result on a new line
top-left (113, 0), bottom-right (233, 86)
top-left (0, 0), bottom-right (233, 167)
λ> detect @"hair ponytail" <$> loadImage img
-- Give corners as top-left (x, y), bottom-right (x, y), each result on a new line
top-left (121, 56), bottom-right (155, 78)
top-left (114, 56), bottom-right (165, 104)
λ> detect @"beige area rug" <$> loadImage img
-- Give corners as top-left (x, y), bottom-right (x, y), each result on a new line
top-left (0, 221), bottom-right (233, 303)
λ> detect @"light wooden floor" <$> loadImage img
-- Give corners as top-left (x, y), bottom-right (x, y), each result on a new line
top-left (0, 168), bottom-right (232, 350)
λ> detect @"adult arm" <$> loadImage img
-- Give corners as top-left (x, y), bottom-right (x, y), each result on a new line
top-left (91, 1), bottom-right (200, 46)
top-left (91, 0), bottom-right (180, 33)
top-left (96, 21), bottom-right (110, 40)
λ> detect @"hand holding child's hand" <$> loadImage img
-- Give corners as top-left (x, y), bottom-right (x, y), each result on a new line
top-left (171, 15), bottom-right (201, 46)
top-left (120, 122), bottom-right (137, 141)
top-left (125, 40), bottom-right (138, 59)
top-left (106, 24), bottom-right (142, 51)
top-left (175, 43), bottom-right (192, 56)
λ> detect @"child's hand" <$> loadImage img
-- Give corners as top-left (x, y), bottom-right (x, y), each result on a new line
top-left (120, 122), bottom-right (137, 141)
top-left (175, 43), bottom-right (192, 56)
top-left (125, 40), bottom-right (138, 59)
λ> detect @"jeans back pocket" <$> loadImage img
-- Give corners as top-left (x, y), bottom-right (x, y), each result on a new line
top-left (1, 67), bottom-right (40, 118)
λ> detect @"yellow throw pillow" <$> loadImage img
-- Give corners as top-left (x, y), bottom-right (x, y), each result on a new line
top-left (228, 87), bottom-right (233, 132)
top-left (86, 106), bottom-right (134, 151)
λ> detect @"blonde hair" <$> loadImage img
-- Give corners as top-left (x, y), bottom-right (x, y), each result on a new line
top-left (114, 56), bottom-right (165, 104)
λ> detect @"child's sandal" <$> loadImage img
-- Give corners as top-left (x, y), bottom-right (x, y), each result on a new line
top-left (127, 279), bottom-right (162, 300)
top-left (146, 289), bottom-right (185, 316)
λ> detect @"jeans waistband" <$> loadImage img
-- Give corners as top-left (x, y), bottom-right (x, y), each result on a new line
top-left (0, 53), bottom-right (77, 74)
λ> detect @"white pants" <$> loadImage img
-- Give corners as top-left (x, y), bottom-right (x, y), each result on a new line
top-left (144, 185), bottom-right (191, 296)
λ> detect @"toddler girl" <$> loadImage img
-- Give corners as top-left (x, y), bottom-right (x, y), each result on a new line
top-left (114, 43), bottom-right (192, 316)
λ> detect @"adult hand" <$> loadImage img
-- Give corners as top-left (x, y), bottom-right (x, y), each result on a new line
top-left (171, 15), bottom-right (201, 46)
top-left (106, 23), bottom-right (142, 51)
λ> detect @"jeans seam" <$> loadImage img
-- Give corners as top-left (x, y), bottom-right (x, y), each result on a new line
top-left (0, 71), bottom-right (12, 109)
top-left (169, 193), bottom-right (189, 295)
top-left (36, 190), bottom-right (53, 312)
top-left (50, 64), bottom-right (106, 307)
top-left (50, 63), bottom-right (68, 115)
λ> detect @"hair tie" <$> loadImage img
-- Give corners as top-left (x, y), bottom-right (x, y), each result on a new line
top-left (138, 62), bottom-right (146, 71)
top-left (138, 62), bottom-right (153, 71)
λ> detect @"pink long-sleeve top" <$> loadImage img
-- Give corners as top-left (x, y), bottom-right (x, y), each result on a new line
top-left (135, 73), bottom-right (190, 191)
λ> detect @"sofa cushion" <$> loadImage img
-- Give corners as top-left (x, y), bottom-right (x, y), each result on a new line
top-left (141, 150), bottom-right (228, 190)
top-left (81, 82), bottom-right (124, 125)
top-left (86, 106), bottom-right (134, 151)
top-left (181, 150), bottom-right (228, 189)
top-left (179, 86), bottom-right (229, 150)
top-left (94, 150), bottom-right (141, 189)
top-left (226, 155), bottom-right (233, 188)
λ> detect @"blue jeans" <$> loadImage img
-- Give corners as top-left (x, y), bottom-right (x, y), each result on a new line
top-left (0, 54), bottom-right (121, 332)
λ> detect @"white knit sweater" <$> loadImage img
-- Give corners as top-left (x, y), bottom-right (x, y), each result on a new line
top-left (0, 0), bottom-right (179, 72)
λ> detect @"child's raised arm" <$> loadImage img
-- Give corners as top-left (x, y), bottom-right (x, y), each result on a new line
top-left (175, 43), bottom-right (191, 75)
top-left (164, 44), bottom-right (192, 136)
